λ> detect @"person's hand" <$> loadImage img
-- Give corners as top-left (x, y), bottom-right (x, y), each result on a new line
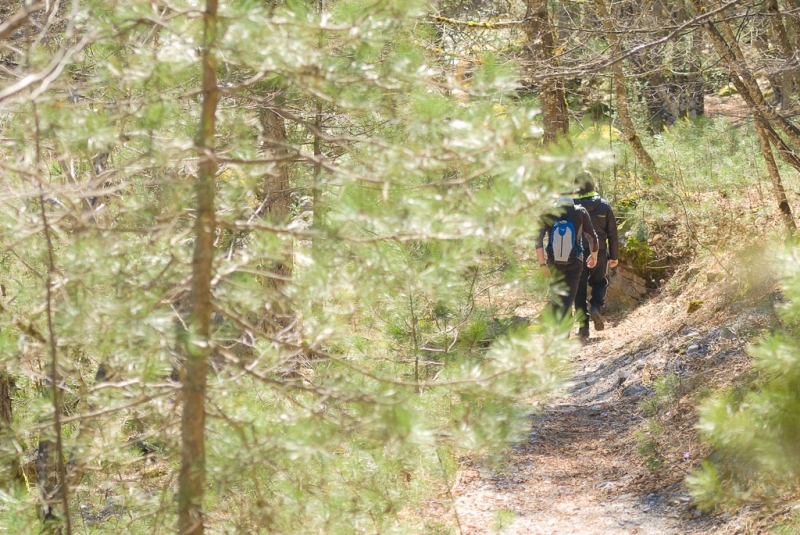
top-left (608, 259), bottom-right (619, 268)
top-left (540, 265), bottom-right (551, 279)
top-left (587, 254), bottom-right (597, 269)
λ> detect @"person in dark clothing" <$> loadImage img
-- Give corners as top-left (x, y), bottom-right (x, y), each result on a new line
top-left (573, 171), bottom-right (620, 338)
top-left (536, 196), bottom-right (600, 327)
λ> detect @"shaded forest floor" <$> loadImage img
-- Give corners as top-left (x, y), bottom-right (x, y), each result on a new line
top-left (449, 268), bottom-right (787, 534)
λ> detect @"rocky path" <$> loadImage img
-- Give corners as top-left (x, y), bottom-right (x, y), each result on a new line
top-left (449, 296), bottom-right (753, 535)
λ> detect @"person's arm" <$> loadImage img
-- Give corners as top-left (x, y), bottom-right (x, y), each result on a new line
top-left (535, 224), bottom-right (548, 266)
top-left (581, 209), bottom-right (599, 268)
top-left (536, 247), bottom-right (547, 265)
top-left (606, 204), bottom-right (620, 268)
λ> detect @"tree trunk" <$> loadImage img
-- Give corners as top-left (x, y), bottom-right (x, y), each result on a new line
top-left (1, 374), bottom-right (20, 485)
top-left (524, 0), bottom-right (569, 144)
top-left (177, 0), bottom-right (218, 533)
top-left (0, 372), bottom-right (14, 433)
top-left (753, 27), bottom-right (786, 107)
top-left (756, 121), bottom-right (797, 231)
top-left (0, 375), bottom-right (10, 431)
top-left (693, 0), bottom-right (796, 231)
top-left (0, 374), bottom-right (21, 483)
top-left (766, 0), bottom-right (797, 110)
top-left (786, 0), bottom-right (800, 67)
top-left (260, 106), bottom-right (293, 325)
top-left (633, 0), bottom-right (704, 131)
top-left (684, 28), bottom-right (705, 118)
top-left (593, 0), bottom-right (662, 181)
top-left (695, 0), bottom-right (800, 149)
top-left (36, 439), bottom-right (58, 523)
top-left (38, 167), bottom-right (72, 533)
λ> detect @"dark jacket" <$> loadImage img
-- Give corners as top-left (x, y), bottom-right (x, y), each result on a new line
top-left (574, 193), bottom-right (619, 261)
top-left (536, 203), bottom-right (599, 265)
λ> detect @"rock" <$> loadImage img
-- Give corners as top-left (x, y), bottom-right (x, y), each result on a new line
top-left (622, 384), bottom-right (649, 397)
top-left (721, 327), bottom-right (737, 340)
top-left (685, 344), bottom-right (702, 356)
top-left (606, 267), bottom-right (649, 312)
top-left (617, 371), bottom-right (631, 386)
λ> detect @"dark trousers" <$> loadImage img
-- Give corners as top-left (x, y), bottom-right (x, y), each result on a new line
top-left (549, 261), bottom-right (584, 323)
top-left (576, 249), bottom-right (609, 328)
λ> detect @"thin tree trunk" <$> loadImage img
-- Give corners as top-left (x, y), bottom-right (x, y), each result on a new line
top-left (593, 0), bottom-right (662, 181)
top-left (310, 0), bottom-right (325, 315)
top-left (0, 375), bottom-right (11, 431)
top-left (260, 106), bottom-right (293, 325)
top-left (786, 0), bottom-right (800, 68)
top-left (695, 0), bottom-right (800, 148)
top-left (525, 0), bottom-right (569, 144)
top-left (766, 0), bottom-right (797, 109)
top-left (32, 94), bottom-right (72, 534)
top-left (177, 0), bottom-right (218, 533)
top-left (693, 0), bottom-right (797, 230)
top-left (0, 373), bottom-right (21, 483)
top-left (755, 121), bottom-right (796, 230)
top-left (38, 230), bottom-right (71, 532)
top-left (753, 26), bottom-right (785, 107)
top-left (685, 28), bottom-right (705, 118)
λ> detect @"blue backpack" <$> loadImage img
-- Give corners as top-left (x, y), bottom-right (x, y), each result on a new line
top-left (549, 212), bottom-right (583, 264)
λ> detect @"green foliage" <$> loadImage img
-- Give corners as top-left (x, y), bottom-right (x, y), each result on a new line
top-left (635, 419), bottom-right (665, 470)
top-left (688, 249), bottom-right (800, 510)
top-left (492, 508), bottom-right (517, 533)
top-left (639, 372), bottom-right (681, 416)
top-left (635, 433), bottom-right (664, 470)
top-left (0, 0), bottom-right (583, 532)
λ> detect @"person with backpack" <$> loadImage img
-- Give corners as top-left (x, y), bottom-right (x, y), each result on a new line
top-left (536, 195), bottom-right (599, 328)
top-left (573, 171), bottom-right (620, 338)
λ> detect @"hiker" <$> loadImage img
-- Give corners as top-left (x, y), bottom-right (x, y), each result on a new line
top-left (536, 195), bottom-right (599, 328)
top-left (573, 171), bottom-right (620, 338)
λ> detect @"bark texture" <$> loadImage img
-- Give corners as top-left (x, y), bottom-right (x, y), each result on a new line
top-left (765, 0), bottom-right (797, 110)
top-left (525, 0), bottom-right (569, 144)
top-left (635, 0), bottom-right (704, 132)
top-left (0, 373), bottom-right (20, 482)
top-left (594, 0), bottom-right (662, 181)
top-left (0, 375), bottom-right (11, 432)
top-left (755, 122), bottom-right (797, 230)
top-left (259, 106), bottom-right (294, 326)
top-left (178, 0), bottom-right (218, 533)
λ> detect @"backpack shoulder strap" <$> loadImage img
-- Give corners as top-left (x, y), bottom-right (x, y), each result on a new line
top-left (572, 206), bottom-right (583, 249)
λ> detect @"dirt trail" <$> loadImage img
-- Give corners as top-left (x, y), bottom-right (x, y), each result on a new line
top-left (450, 293), bottom-right (762, 535)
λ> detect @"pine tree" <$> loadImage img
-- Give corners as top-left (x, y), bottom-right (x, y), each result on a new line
top-left (0, 0), bottom-right (583, 532)
top-left (689, 252), bottom-right (800, 509)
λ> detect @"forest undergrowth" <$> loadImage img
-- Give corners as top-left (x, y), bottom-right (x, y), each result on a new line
top-left (5, 1), bottom-right (800, 530)
top-left (409, 111), bottom-right (800, 534)
top-left (436, 244), bottom-right (800, 534)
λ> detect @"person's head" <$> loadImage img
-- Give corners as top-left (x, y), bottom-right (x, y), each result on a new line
top-left (574, 170), bottom-right (595, 196)
top-left (555, 195), bottom-right (574, 207)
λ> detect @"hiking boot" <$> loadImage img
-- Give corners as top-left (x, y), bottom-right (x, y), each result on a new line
top-left (577, 325), bottom-right (590, 339)
top-left (590, 306), bottom-right (604, 331)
